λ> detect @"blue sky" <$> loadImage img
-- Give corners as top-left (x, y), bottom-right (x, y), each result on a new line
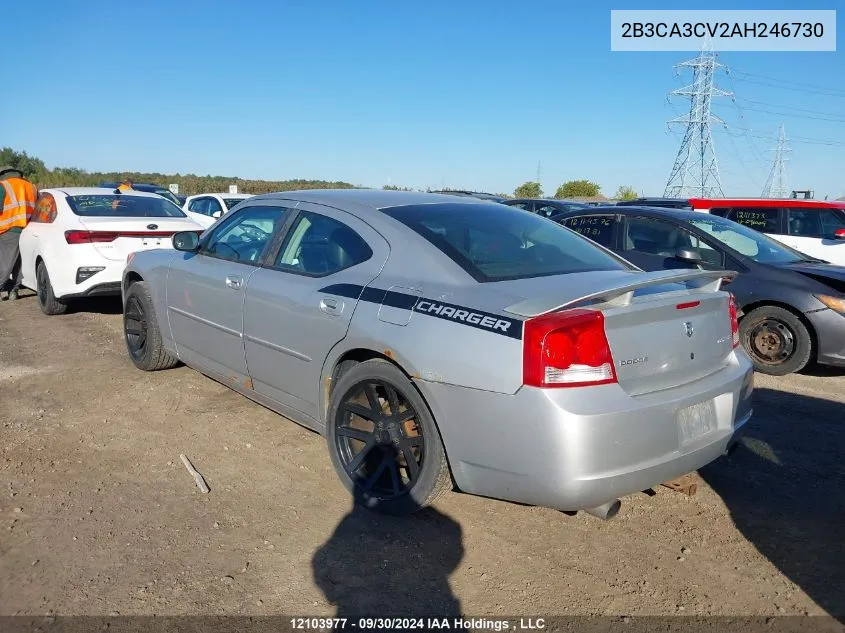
top-left (4, 0), bottom-right (843, 198)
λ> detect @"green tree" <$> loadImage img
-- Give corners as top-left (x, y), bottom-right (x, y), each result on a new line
top-left (514, 181), bottom-right (542, 198)
top-left (383, 184), bottom-right (413, 191)
top-left (614, 185), bottom-right (638, 201)
top-left (0, 147), bottom-right (47, 179)
top-left (554, 179), bottom-right (601, 199)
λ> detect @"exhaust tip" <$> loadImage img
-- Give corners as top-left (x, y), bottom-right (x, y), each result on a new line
top-left (584, 499), bottom-right (621, 521)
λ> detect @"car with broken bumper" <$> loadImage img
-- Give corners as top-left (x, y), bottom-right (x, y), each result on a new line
top-left (121, 190), bottom-right (754, 517)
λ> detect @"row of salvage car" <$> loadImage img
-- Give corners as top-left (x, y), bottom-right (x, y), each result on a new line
top-left (10, 186), bottom-right (843, 520)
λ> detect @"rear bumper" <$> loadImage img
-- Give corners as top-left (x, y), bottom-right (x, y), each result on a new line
top-left (61, 282), bottom-right (122, 299)
top-left (805, 307), bottom-right (845, 367)
top-left (415, 350), bottom-right (754, 511)
top-left (48, 255), bottom-right (125, 299)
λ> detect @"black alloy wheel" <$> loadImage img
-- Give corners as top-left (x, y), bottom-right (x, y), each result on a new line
top-left (124, 294), bottom-right (149, 362)
top-left (334, 379), bottom-right (425, 502)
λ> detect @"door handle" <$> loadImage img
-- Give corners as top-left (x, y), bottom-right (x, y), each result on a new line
top-left (225, 275), bottom-right (243, 289)
top-left (320, 297), bottom-right (343, 315)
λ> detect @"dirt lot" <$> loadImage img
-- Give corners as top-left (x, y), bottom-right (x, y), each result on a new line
top-left (1, 293), bottom-right (844, 621)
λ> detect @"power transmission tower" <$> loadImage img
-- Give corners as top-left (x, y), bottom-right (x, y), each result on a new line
top-left (760, 124), bottom-right (791, 198)
top-left (664, 39), bottom-right (732, 198)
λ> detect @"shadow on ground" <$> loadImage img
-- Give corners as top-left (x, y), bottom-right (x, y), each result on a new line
top-left (67, 296), bottom-right (123, 315)
top-left (312, 502), bottom-right (464, 624)
top-left (700, 387), bottom-right (845, 621)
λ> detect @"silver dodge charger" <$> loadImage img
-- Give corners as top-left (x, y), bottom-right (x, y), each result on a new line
top-left (122, 190), bottom-right (754, 518)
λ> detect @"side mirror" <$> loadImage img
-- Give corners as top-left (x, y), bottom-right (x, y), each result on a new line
top-left (674, 247), bottom-right (704, 264)
top-left (212, 210), bottom-right (223, 219)
top-left (173, 231), bottom-right (200, 252)
top-left (834, 229), bottom-right (845, 241)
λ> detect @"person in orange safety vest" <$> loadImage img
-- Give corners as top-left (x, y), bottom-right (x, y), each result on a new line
top-left (0, 167), bottom-right (38, 300)
top-left (117, 178), bottom-right (134, 191)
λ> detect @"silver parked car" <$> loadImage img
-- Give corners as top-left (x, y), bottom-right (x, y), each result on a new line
top-left (122, 190), bottom-right (754, 518)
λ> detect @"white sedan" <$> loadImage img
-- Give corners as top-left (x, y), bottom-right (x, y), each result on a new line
top-left (183, 193), bottom-right (253, 228)
top-left (19, 187), bottom-right (204, 315)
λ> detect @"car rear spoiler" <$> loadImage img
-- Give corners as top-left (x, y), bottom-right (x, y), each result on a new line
top-left (503, 269), bottom-right (737, 318)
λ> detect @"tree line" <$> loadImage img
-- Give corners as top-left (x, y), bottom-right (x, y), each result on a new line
top-left (2, 148), bottom-right (640, 201)
top-left (513, 180), bottom-right (638, 201)
top-left (0, 148), bottom-right (358, 195)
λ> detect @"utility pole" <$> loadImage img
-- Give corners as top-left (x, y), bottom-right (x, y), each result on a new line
top-left (761, 124), bottom-right (791, 198)
top-left (664, 39), bottom-right (732, 198)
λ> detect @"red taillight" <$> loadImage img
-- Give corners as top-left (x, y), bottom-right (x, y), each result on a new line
top-left (65, 230), bottom-right (177, 245)
top-left (523, 309), bottom-right (617, 388)
top-left (728, 293), bottom-right (740, 349)
top-left (835, 229), bottom-right (845, 239)
top-left (65, 230), bottom-right (119, 244)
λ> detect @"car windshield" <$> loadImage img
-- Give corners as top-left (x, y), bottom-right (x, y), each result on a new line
top-left (67, 194), bottom-right (187, 218)
top-left (686, 214), bottom-right (811, 264)
top-left (223, 198), bottom-right (245, 209)
top-left (382, 203), bottom-right (632, 282)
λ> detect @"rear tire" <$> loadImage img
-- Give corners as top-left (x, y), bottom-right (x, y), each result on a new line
top-left (739, 305), bottom-right (812, 376)
top-left (123, 281), bottom-right (179, 371)
top-left (36, 261), bottom-right (67, 316)
top-left (326, 359), bottom-right (452, 515)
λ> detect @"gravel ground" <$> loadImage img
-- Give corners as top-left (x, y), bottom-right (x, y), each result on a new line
top-left (1, 293), bottom-right (843, 623)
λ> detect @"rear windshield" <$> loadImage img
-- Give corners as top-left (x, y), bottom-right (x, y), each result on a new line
top-left (382, 203), bottom-right (632, 282)
top-left (67, 195), bottom-right (187, 218)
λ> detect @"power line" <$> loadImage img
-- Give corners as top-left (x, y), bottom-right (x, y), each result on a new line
top-left (728, 128), bottom-right (845, 147)
top-left (736, 105), bottom-right (845, 124)
top-left (735, 97), bottom-right (845, 119)
top-left (729, 69), bottom-right (845, 98)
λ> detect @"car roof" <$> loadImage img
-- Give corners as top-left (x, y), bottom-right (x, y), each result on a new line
top-left (251, 188), bottom-right (487, 212)
top-left (44, 187), bottom-right (169, 198)
top-left (552, 204), bottom-right (708, 220)
top-left (188, 192), bottom-right (253, 198)
top-left (690, 197), bottom-right (845, 210)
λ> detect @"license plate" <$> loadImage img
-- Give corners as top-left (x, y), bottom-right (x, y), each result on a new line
top-left (678, 399), bottom-right (716, 445)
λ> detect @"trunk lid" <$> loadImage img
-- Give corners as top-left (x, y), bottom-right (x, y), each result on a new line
top-left (500, 269), bottom-right (736, 395)
top-left (601, 293), bottom-right (735, 395)
top-left (75, 216), bottom-right (202, 262)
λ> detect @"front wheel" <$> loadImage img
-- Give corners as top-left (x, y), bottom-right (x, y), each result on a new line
top-left (123, 281), bottom-right (179, 371)
top-left (326, 359), bottom-right (452, 515)
top-left (739, 305), bottom-right (812, 376)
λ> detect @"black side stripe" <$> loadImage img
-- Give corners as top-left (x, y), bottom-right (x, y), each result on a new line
top-left (319, 284), bottom-right (523, 340)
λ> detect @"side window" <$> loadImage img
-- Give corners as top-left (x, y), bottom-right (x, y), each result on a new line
top-left (201, 206), bottom-right (288, 264)
top-left (622, 216), bottom-right (722, 266)
top-left (206, 197), bottom-right (223, 215)
top-left (188, 197), bottom-right (208, 214)
top-left (562, 215), bottom-right (616, 248)
top-left (787, 209), bottom-right (823, 238)
top-left (508, 202), bottom-right (529, 210)
top-left (274, 211), bottom-right (372, 276)
top-left (729, 207), bottom-right (781, 234)
top-left (535, 205), bottom-right (559, 218)
top-left (623, 217), bottom-right (683, 255)
top-left (820, 210), bottom-right (845, 238)
top-left (31, 193), bottom-right (58, 223)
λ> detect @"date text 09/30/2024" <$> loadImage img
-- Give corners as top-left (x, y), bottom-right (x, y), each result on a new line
top-left (290, 618), bottom-right (547, 631)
